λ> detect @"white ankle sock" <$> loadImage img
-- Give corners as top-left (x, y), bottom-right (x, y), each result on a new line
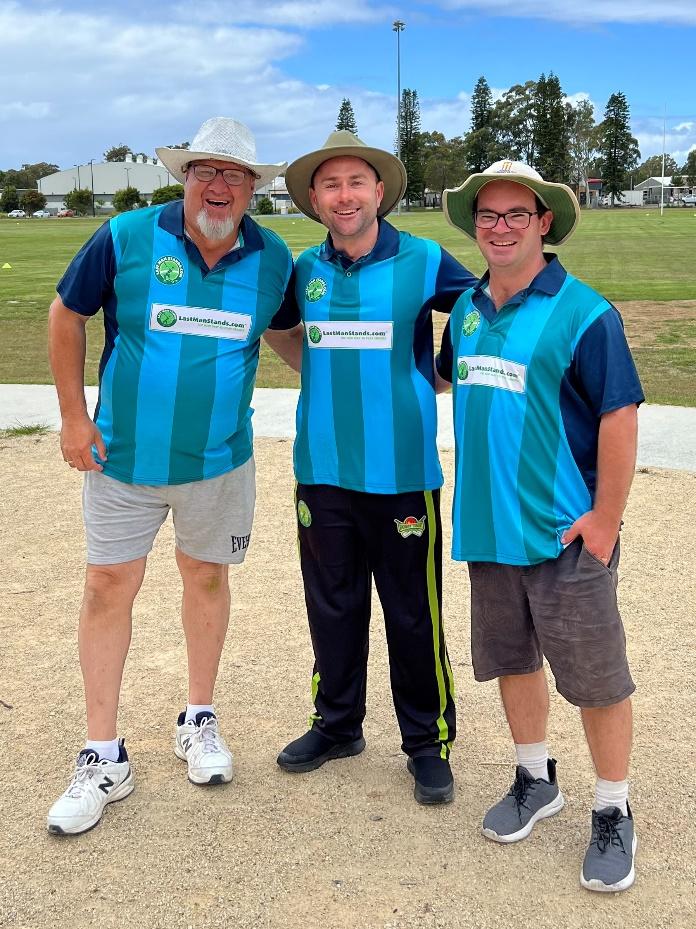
top-left (185, 703), bottom-right (215, 723)
top-left (515, 741), bottom-right (550, 781)
top-left (594, 778), bottom-right (629, 816)
top-left (85, 738), bottom-right (120, 762)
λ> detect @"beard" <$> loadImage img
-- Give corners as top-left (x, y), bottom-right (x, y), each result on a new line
top-left (195, 209), bottom-right (236, 241)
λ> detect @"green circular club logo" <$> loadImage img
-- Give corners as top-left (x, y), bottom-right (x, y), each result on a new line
top-left (457, 360), bottom-right (469, 381)
top-left (305, 278), bottom-right (327, 302)
top-left (462, 310), bottom-right (481, 337)
top-left (157, 308), bottom-right (178, 328)
top-left (297, 499), bottom-right (312, 528)
top-left (155, 256), bottom-right (185, 285)
top-left (308, 325), bottom-right (322, 344)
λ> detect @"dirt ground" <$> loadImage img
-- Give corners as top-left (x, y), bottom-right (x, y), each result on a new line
top-left (1, 434), bottom-right (694, 929)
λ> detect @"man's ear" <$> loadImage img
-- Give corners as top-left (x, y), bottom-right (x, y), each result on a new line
top-left (540, 209), bottom-right (553, 237)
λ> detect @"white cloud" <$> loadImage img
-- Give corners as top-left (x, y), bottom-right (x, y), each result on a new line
top-left (0, 101), bottom-right (51, 120)
top-left (436, 0), bottom-right (696, 25)
top-left (172, 0), bottom-right (386, 27)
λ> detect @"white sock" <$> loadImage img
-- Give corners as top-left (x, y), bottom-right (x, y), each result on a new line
top-left (85, 738), bottom-right (120, 762)
top-left (515, 741), bottom-right (550, 781)
top-left (185, 703), bottom-right (215, 723)
top-left (594, 778), bottom-right (629, 816)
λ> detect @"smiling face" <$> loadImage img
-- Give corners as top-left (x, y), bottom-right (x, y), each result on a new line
top-left (308, 155), bottom-right (384, 259)
top-left (183, 158), bottom-right (255, 244)
top-left (474, 180), bottom-right (553, 279)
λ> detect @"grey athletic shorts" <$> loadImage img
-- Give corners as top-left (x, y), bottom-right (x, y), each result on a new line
top-left (82, 457), bottom-right (255, 566)
top-left (467, 538), bottom-right (634, 708)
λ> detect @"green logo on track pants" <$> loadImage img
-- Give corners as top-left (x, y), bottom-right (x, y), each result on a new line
top-left (297, 500), bottom-right (312, 527)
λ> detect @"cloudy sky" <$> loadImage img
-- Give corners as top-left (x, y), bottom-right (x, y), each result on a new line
top-left (2, 0), bottom-right (694, 171)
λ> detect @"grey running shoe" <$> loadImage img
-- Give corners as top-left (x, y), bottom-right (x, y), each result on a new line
top-left (581, 804), bottom-right (637, 892)
top-left (482, 759), bottom-right (564, 843)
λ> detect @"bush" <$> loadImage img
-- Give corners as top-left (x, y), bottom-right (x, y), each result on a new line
top-left (112, 186), bottom-right (143, 212)
top-left (21, 190), bottom-right (47, 212)
top-left (64, 188), bottom-right (93, 215)
top-left (0, 185), bottom-right (19, 213)
top-left (151, 184), bottom-right (184, 205)
top-left (255, 196), bottom-right (274, 215)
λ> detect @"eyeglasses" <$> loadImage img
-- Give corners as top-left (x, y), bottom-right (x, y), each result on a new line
top-left (187, 164), bottom-right (256, 186)
top-left (474, 209), bottom-right (541, 230)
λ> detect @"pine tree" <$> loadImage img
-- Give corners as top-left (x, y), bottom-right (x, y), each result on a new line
top-left (465, 76), bottom-right (496, 172)
top-left (596, 92), bottom-right (640, 204)
top-left (534, 73), bottom-right (570, 182)
top-left (336, 99), bottom-right (357, 134)
top-left (397, 89), bottom-right (425, 208)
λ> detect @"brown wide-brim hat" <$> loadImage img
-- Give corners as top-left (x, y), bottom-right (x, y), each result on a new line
top-left (156, 116), bottom-right (286, 189)
top-left (285, 130), bottom-right (407, 222)
top-left (444, 159), bottom-right (581, 246)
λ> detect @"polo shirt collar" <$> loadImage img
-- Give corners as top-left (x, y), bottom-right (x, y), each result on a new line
top-left (157, 201), bottom-right (263, 273)
top-left (473, 253), bottom-right (566, 318)
top-left (319, 217), bottom-right (400, 268)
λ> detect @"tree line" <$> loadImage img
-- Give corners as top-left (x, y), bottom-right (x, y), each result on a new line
top-left (337, 81), bottom-right (696, 209)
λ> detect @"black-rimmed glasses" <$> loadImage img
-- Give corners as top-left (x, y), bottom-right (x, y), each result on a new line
top-left (474, 209), bottom-right (540, 230)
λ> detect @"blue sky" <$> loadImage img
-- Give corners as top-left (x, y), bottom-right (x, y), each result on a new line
top-left (1, 0), bottom-right (694, 172)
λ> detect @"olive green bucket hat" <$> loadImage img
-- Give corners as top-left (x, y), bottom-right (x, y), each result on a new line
top-left (444, 159), bottom-right (581, 245)
top-left (285, 130), bottom-right (407, 222)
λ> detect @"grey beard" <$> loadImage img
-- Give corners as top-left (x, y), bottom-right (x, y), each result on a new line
top-left (196, 209), bottom-right (236, 241)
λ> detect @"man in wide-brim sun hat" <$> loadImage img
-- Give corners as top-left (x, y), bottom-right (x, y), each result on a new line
top-left (436, 159), bottom-right (644, 893)
top-left (265, 129), bottom-right (477, 806)
top-left (46, 116), bottom-right (294, 835)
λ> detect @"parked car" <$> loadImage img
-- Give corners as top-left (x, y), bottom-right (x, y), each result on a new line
top-left (57, 208), bottom-right (74, 217)
top-left (8, 209), bottom-right (26, 218)
top-left (681, 194), bottom-right (696, 207)
top-left (32, 209), bottom-right (51, 218)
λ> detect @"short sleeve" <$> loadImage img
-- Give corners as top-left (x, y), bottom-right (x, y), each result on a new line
top-left (267, 266), bottom-right (301, 330)
top-left (572, 307), bottom-right (644, 416)
top-left (57, 221), bottom-right (116, 317)
top-left (435, 317), bottom-right (454, 382)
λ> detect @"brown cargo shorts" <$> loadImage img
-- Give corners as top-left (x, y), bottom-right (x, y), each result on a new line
top-left (467, 538), bottom-right (635, 708)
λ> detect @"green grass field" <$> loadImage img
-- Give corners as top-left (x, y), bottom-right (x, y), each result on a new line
top-left (1, 209), bottom-right (694, 404)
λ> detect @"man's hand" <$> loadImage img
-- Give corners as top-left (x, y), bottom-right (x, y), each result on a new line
top-left (60, 413), bottom-right (107, 472)
top-left (561, 511), bottom-right (619, 565)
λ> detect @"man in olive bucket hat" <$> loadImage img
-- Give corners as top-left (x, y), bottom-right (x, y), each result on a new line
top-left (435, 160), bottom-right (644, 891)
top-left (265, 130), bottom-right (476, 804)
top-left (47, 117), bottom-right (293, 834)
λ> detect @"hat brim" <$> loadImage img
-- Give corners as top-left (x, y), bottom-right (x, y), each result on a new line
top-left (285, 145), bottom-right (407, 222)
top-left (443, 174), bottom-right (580, 246)
top-left (155, 147), bottom-right (286, 190)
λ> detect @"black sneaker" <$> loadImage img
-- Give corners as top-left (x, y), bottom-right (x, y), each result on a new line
top-left (277, 729), bottom-right (366, 773)
top-left (406, 756), bottom-right (454, 805)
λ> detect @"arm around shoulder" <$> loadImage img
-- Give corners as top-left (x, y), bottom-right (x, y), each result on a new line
top-left (263, 324), bottom-right (304, 373)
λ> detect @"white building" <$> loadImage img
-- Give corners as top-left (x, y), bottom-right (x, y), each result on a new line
top-left (634, 176), bottom-right (691, 205)
top-left (37, 154), bottom-right (178, 213)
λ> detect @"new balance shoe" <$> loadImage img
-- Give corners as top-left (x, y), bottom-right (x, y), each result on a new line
top-left (175, 711), bottom-right (233, 785)
top-left (277, 729), bottom-right (366, 773)
top-left (581, 804), bottom-right (637, 892)
top-left (482, 758), bottom-right (564, 843)
top-left (47, 741), bottom-right (134, 835)
top-left (407, 755), bottom-right (454, 805)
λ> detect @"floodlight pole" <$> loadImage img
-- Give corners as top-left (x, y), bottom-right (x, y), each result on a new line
top-left (88, 159), bottom-right (95, 216)
top-left (393, 19), bottom-right (405, 216)
top-left (660, 105), bottom-right (666, 217)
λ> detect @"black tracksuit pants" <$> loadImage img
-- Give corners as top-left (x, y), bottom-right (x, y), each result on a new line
top-left (295, 483), bottom-right (456, 758)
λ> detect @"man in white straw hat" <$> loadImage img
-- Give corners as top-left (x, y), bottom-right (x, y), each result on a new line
top-left (265, 130), bottom-right (476, 805)
top-left (435, 159), bottom-right (644, 891)
top-left (46, 117), bottom-right (293, 834)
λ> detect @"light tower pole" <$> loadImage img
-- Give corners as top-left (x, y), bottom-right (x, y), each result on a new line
top-left (393, 19), bottom-right (405, 215)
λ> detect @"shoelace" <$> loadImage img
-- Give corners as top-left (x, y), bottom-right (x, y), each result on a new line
top-left (65, 754), bottom-right (102, 799)
top-left (591, 811), bottom-right (627, 855)
top-left (509, 769), bottom-right (537, 821)
top-left (189, 717), bottom-right (222, 754)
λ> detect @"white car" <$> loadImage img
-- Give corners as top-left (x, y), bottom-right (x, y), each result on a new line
top-left (681, 194), bottom-right (696, 207)
top-left (32, 209), bottom-right (51, 218)
top-left (7, 209), bottom-right (26, 218)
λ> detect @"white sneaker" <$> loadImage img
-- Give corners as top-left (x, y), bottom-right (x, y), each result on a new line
top-left (174, 711), bottom-right (233, 785)
top-left (47, 741), bottom-right (134, 835)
